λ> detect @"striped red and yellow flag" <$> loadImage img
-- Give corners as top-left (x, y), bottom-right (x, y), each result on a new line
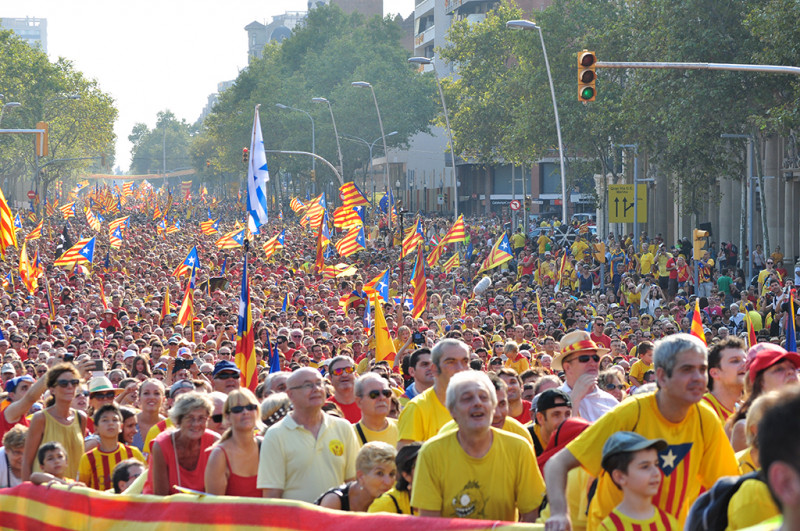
top-left (442, 252), bottom-right (460, 273)
top-left (215, 228), bottom-right (246, 250)
top-left (122, 182), bottom-right (134, 197)
top-left (53, 237), bottom-right (95, 267)
top-left (690, 298), bottom-right (707, 346)
top-left (109, 216), bottom-right (130, 231)
top-left (289, 197), bottom-right (305, 213)
top-left (364, 269), bottom-right (389, 293)
top-left (411, 245), bottom-right (427, 319)
top-left (25, 220), bottom-right (43, 241)
top-left (262, 230), bottom-right (285, 260)
top-left (45, 199), bottom-right (57, 217)
top-left (374, 293), bottom-right (397, 363)
top-left (334, 225), bottom-right (365, 258)
top-left (200, 219), bottom-right (219, 235)
top-left (181, 181), bottom-right (192, 201)
top-left (744, 305), bottom-right (757, 348)
top-left (59, 201), bottom-right (76, 219)
top-left (19, 241), bottom-right (37, 293)
top-left (427, 241), bottom-right (445, 267)
top-left (332, 206), bottom-right (363, 229)
top-left (401, 218), bottom-right (424, 258)
top-left (0, 186), bottom-right (18, 258)
top-left (85, 208), bottom-right (102, 232)
top-left (440, 214), bottom-right (466, 245)
top-left (339, 181), bottom-right (370, 208)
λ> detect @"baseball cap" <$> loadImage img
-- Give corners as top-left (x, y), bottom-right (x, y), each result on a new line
top-left (212, 360), bottom-right (241, 378)
top-left (601, 431), bottom-right (668, 472)
top-left (123, 350), bottom-right (137, 360)
top-left (168, 379), bottom-right (195, 398)
top-left (168, 336), bottom-right (180, 345)
top-left (535, 388), bottom-right (572, 413)
top-left (1, 363), bottom-right (15, 375)
top-left (746, 343), bottom-right (800, 383)
top-left (5, 375), bottom-right (34, 393)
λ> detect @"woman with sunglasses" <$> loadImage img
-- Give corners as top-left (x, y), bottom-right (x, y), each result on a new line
top-left (205, 389), bottom-right (262, 497)
top-left (21, 364), bottom-right (86, 481)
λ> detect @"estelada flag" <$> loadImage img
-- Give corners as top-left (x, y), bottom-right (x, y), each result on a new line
top-left (215, 228), bottom-right (246, 249)
top-left (177, 266), bottom-right (196, 326)
top-left (334, 225), bottom-right (365, 258)
top-left (339, 181), bottom-right (370, 208)
top-left (477, 233), bottom-right (513, 274)
top-left (373, 293), bottom-right (396, 364)
top-left (440, 214), bottom-right (466, 245)
top-left (262, 229), bottom-right (285, 259)
top-left (411, 245), bottom-right (427, 319)
top-left (235, 254), bottom-right (257, 392)
top-left (401, 218), bottom-right (424, 258)
top-left (59, 201), bottom-right (76, 220)
top-left (0, 186), bottom-right (17, 258)
top-left (173, 247), bottom-right (200, 278)
top-left (200, 219), bottom-right (219, 235)
top-left (53, 237), bottom-right (95, 267)
top-left (690, 298), bottom-right (707, 346)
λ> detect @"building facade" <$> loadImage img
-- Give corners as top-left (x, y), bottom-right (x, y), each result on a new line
top-left (0, 17), bottom-right (47, 52)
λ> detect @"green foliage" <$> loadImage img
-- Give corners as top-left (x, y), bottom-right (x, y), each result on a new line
top-left (129, 110), bottom-right (196, 175)
top-left (0, 30), bottom-right (117, 203)
top-left (193, 5), bottom-right (437, 195)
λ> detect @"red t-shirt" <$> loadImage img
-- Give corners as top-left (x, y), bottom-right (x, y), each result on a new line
top-left (667, 258), bottom-right (678, 279)
top-left (328, 396), bottom-right (361, 424)
top-left (0, 400), bottom-right (30, 441)
top-left (512, 400), bottom-right (532, 425)
top-left (590, 333), bottom-right (612, 349)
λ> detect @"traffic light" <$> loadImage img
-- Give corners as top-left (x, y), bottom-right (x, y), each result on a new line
top-left (206, 159), bottom-right (211, 168)
top-left (242, 147), bottom-right (249, 165)
top-left (593, 242), bottom-right (606, 263)
top-left (577, 50), bottom-right (597, 102)
top-left (693, 229), bottom-right (709, 260)
top-left (35, 121), bottom-right (49, 157)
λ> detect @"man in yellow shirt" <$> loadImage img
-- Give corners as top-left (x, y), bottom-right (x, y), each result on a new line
top-left (639, 242), bottom-right (655, 276)
top-left (353, 373), bottom-right (398, 447)
top-left (571, 237), bottom-right (589, 263)
top-left (537, 231), bottom-right (552, 256)
top-left (702, 337), bottom-right (745, 423)
top-left (511, 228), bottom-right (526, 256)
top-left (628, 341), bottom-right (654, 388)
top-left (396, 338), bottom-right (470, 448)
top-left (544, 333), bottom-right (739, 529)
top-left (411, 371), bottom-right (545, 521)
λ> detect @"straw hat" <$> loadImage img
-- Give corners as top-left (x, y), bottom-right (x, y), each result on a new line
top-left (552, 330), bottom-right (610, 371)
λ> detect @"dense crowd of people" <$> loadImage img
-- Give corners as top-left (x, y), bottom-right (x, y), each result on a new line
top-left (0, 191), bottom-right (798, 531)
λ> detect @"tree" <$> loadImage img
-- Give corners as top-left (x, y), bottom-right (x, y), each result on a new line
top-left (129, 110), bottom-right (195, 176)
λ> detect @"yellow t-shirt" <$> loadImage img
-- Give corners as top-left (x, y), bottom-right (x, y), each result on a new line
top-left (411, 428), bottom-right (545, 521)
top-left (656, 253), bottom-right (672, 277)
top-left (701, 392), bottom-right (735, 423)
top-left (537, 235), bottom-right (551, 254)
top-left (537, 466), bottom-right (593, 531)
top-left (353, 418), bottom-right (398, 448)
top-left (505, 353), bottom-right (530, 375)
top-left (368, 486), bottom-right (413, 515)
top-left (511, 232), bottom-right (526, 250)
top-left (396, 387), bottom-right (451, 443)
top-left (438, 417), bottom-right (534, 448)
top-left (598, 507), bottom-right (679, 530)
top-left (78, 443), bottom-right (145, 491)
top-left (736, 447), bottom-right (757, 475)
top-left (727, 477), bottom-right (780, 530)
top-left (571, 240), bottom-right (589, 262)
top-left (629, 360), bottom-right (653, 383)
top-left (640, 252), bottom-right (655, 275)
top-left (567, 392), bottom-right (739, 529)
top-left (144, 418), bottom-right (174, 455)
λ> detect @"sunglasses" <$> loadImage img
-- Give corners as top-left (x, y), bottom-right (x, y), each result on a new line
top-left (230, 404), bottom-right (258, 414)
top-left (605, 383), bottom-right (624, 391)
top-left (80, 390), bottom-right (90, 397)
top-left (210, 413), bottom-right (223, 424)
top-left (331, 365), bottom-right (355, 376)
top-left (55, 379), bottom-right (80, 388)
top-left (201, 371), bottom-right (213, 377)
top-left (214, 372), bottom-right (239, 380)
top-left (571, 354), bottom-right (601, 364)
top-left (91, 391), bottom-right (116, 400)
top-left (367, 389), bottom-right (392, 400)
top-left (490, 360), bottom-right (503, 365)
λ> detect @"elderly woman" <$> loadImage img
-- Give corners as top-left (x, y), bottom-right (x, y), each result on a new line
top-left (316, 442), bottom-right (397, 512)
top-left (204, 389), bottom-right (262, 497)
top-left (368, 443), bottom-right (421, 515)
top-left (143, 392), bottom-right (220, 495)
top-left (597, 370), bottom-right (626, 402)
top-left (21, 364), bottom-right (86, 481)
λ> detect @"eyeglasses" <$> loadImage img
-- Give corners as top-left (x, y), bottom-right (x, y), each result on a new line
top-left (91, 391), bottom-right (116, 400)
top-left (605, 383), bottom-right (624, 391)
top-left (569, 354), bottom-right (601, 364)
top-left (80, 390), bottom-right (90, 397)
top-left (367, 389), bottom-right (392, 400)
top-left (330, 365), bottom-right (355, 376)
top-left (214, 372), bottom-right (238, 380)
top-left (210, 413), bottom-right (223, 423)
top-left (201, 371), bottom-right (212, 377)
top-left (55, 379), bottom-right (80, 388)
top-left (289, 380), bottom-right (325, 391)
top-left (490, 359), bottom-right (503, 365)
top-left (230, 404), bottom-right (258, 414)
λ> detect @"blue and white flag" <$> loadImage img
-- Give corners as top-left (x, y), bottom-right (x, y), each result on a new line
top-left (246, 105), bottom-right (270, 234)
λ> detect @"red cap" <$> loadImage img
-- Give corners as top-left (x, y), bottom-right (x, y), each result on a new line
top-left (746, 343), bottom-right (800, 383)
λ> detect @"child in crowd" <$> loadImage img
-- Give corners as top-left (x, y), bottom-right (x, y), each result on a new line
top-left (598, 432), bottom-right (679, 530)
top-left (78, 404), bottom-right (145, 491)
top-left (29, 441), bottom-right (82, 488)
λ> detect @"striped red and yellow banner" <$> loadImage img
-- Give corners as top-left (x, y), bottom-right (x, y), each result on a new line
top-left (0, 483), bottom-right (536, 530)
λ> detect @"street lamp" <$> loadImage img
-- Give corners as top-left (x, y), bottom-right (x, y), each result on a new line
top-left (507, 19), bottom-right (568, 225)
top-left (352, 81), bottom-right (392, 233)
top-left (276, 103), bottom-right (316, 194)
top-left (0, 101), bottom-right (21, 126)
top-left (311, 97), bottom-right (345, 181)
top-left (341, 131), bottom-right (398, 200)
top-left (408, 56), bottom-right (459, 222)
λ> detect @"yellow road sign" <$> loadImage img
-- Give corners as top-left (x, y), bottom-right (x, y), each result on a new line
top-left (608, 184), bottom-right (647, 223)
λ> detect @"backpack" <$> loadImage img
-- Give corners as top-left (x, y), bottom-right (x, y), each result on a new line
top-left (684, 471), bottom-right (763, 531)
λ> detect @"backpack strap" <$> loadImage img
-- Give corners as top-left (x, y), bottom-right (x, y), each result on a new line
top-left (355, 423), bottom-right (368, 445)
top-left (387, 493), bottom-right (402, 514)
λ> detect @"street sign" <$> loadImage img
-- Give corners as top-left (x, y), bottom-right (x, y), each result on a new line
top-left (510, 199), bottom-right (521, 211)
top-left (339, 190), bottom-right (345, 201)
top-left (532, 199), bottom-right (544, 205)
top-left (608, 184), bottom-right (647, 223)
top-left (27, 191), bottom-right (36, 200)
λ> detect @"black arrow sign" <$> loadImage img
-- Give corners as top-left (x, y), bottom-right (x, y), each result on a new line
top-left (614, 197), bottom-right (619, 217)
top-left (623, 198), bottom-right (634, 214)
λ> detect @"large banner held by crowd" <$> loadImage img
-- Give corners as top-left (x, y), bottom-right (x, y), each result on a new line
top-left (0, 483), bottom-right (542, 530)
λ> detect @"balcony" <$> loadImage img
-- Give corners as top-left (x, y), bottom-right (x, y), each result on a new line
top-left (414, 25), bottom-right (435, 48)
top-left (414, 0), bottom-right (434, 18)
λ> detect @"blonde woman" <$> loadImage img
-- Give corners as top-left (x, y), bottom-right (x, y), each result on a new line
top-left (205, 389), bottom-right (262, 497)
top-left (316, 442), bottom-right (397, 512)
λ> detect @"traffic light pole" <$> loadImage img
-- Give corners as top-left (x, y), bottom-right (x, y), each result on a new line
top-left (595, 61), bottom-right (800, 77)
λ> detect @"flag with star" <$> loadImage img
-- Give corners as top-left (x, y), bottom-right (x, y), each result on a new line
top-left (334, 225), bottom-right (365, 258)
top-left (53, 237), bottom-right (95, 267)
top-left (477, 233), bottom-right (513, 274)
top-left (235, 253), bottom-right (258, 392)
top-left (401, 217), bottom-right (425, 258)
top-left (373, 293), bottom-right (396, 363)
top-left (262, 229), bottom-right (285, 260)
top-left (200, 218), bottom-right (220, 235)
top-left (365, 269), bottom-right (391, 304)
top-left (215, 227), bottom-right (246, 249)
top-left (177, 264), bottom-right (196, 326)
top-left (173, 246), bottom-right (200, 278)
top-left (25, 220), bottom-right (43, 241)
top-left (109, 226), bottom-right (123, 249)
top-left (59, 201), bottom-right (76, 220)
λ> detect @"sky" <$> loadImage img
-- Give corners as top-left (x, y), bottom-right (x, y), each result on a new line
top-left (3, 0), bottom-right (414, 172)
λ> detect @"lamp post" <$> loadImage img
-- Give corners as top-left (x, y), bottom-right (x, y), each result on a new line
top-left (276, 103), bottom-right (316, 194)
top-left (311, 97), bottom-right (345, 181)
top-left (721, 133), bottom-right (755, 280)
top-left (341, 131), bottom-right (398, 201)
top-left (408, 57), bottom-right (459, 221)
top-left (352, 81), bottom-right (391, 233)
top-left (0, 99), bottom-right (21, 126)
top-left (506, 19), bottom-right (568, 225)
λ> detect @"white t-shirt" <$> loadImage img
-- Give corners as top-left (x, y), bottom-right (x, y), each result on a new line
top-left (0, 447), bottom-right (22, 488)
